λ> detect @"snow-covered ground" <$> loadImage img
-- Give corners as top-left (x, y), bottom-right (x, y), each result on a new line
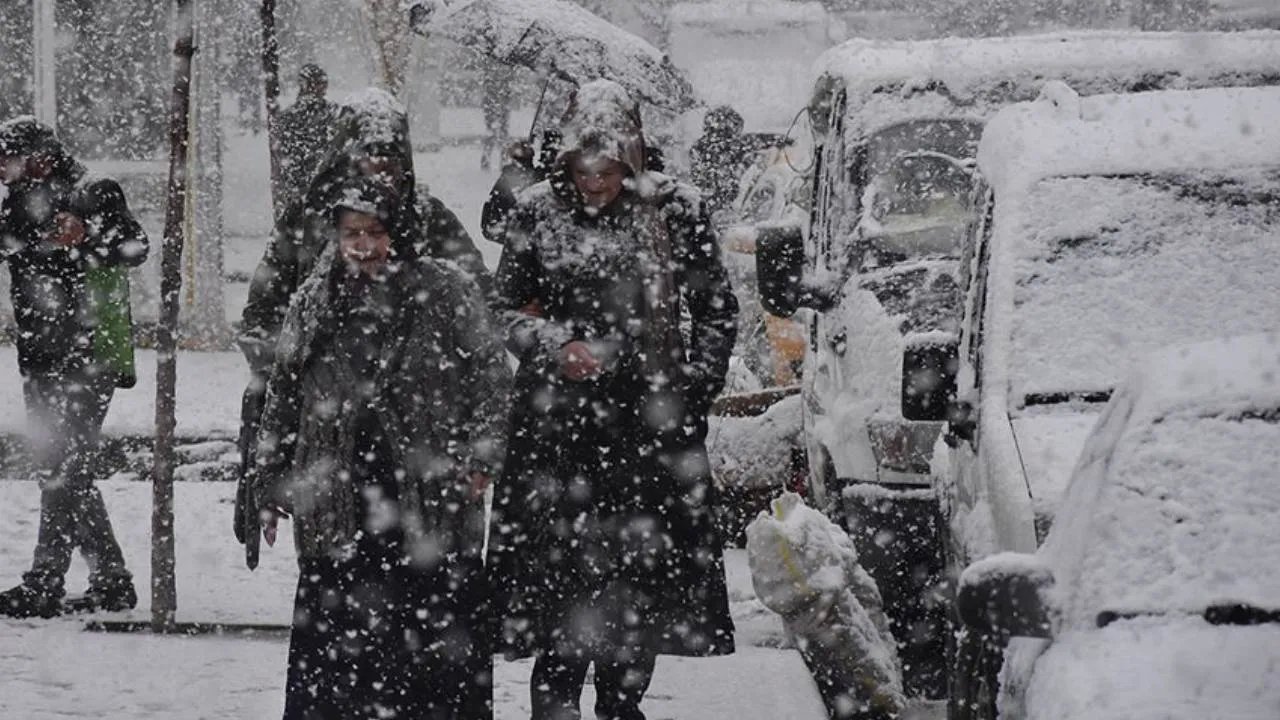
top-left (0, 479), bottom-right (827, 720)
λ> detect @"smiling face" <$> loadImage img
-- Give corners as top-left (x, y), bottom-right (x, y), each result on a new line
top-left (570, 154), bottom-right (628, 210)
top-left (337, 209), bottom-right (392, 277)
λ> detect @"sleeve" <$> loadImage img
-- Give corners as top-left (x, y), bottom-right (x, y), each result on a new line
top-left (672, 191), bottom-right (739, 411)
top-left (493, 200), bottom-right (575, 359)
top-left (238, 205), bottom-right (305, 375)
top-left (252, 355), bottom-right (305, 512)
top-left (446, 277), bottom-right (512, 478)
top-left (76, 179), bottom-right (149, 268)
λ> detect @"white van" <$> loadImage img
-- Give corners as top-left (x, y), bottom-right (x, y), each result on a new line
top-left (942, 87), bottom-right (1280, 712)
top-left (755, 30), bottom-right (1280, 699)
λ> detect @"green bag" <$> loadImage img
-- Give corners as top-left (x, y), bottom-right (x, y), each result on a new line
top-left (86, 265), bottom-right (138, 389)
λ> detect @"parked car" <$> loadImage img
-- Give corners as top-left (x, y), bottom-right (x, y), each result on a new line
top-left (922, 85), bottom-right (1280, 718)
top-left (756, 30), bottom-right (1280, 698)
top-left (955, 332), bottom-right (1280, 720)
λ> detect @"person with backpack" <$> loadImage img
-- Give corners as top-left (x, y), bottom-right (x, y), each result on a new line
top-left (0, 116), bottom-right (148, 618)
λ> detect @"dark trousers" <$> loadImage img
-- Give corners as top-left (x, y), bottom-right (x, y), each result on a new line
top-left (531, 649), bottom-right (657, 720)
top-left (283, 534), bottom-right (493, 720)
top-left (21, 368), bottom-right (129, 596)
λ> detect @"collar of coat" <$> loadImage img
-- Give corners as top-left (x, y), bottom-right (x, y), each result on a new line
top-left (274, 242), bottom-right (422, 386)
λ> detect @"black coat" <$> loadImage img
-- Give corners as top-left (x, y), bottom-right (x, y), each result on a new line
top-left (489, 171), bottom-right (739, 659)
top-left (255, 242), bottom-right (510, 562)
top-left (275, 94), bottom-right (338, 211)
top-left (1, 164), bottom-right (149, 378)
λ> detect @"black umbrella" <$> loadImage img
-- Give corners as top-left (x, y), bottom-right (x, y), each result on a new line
top-left (408, 0), bottom-right (698, 113)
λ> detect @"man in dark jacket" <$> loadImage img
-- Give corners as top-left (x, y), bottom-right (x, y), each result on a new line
top-left (689, 105), bottom-right (754, 218)
top-left (254, 177), bottom-right (509, 719)
top-left (235, 89), bottom-right (490, 563)
top-left (490, 80), bottom-right (739, 720)
top-left (0, 117), bottom-right (149, 618)
top-left (275, 63), bottom-right (338, 214)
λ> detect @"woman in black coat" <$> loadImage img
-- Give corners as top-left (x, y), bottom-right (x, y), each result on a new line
top-left (490, 80), bottom-right (739, 720)
top-left (254, 178), bottom-right (509, 719)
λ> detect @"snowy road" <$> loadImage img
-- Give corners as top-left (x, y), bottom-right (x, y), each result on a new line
top-left (0, 480), bottom-right (828, 720)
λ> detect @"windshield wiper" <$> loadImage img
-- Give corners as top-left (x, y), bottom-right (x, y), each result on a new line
top-left (1204, 603), bottom-right (1280, 626)
top-left (1097, 604), bottom-right (1280, 629)
top-left (1024, 390), bottom-right (1113, 407)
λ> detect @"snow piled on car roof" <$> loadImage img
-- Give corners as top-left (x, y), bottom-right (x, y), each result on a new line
top-left (978, 85), bottom-right (1280, 193)
top-left (814, 30), bottom-right (1280, 96)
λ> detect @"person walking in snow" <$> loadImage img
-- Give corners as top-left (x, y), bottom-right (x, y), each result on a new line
top-left (689, 105), bottom-right (755, 219)
top-left (489, 79), bottom-right (739, 720)
top-left (0, 117), bottom-right (148, 618)
top-left (253, 177), bottom-right (509, 719)
top-left (275, 63), bottom-right (338, 214)
top-left (235, 87), bottom-right (491, 563)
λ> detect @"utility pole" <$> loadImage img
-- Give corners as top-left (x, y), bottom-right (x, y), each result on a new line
top-left (261, 0), bottom-right (284, 221)
top-left (33, 0), bottom-right (56, 130)
top-left (153, 0), bottom-right (197, 633)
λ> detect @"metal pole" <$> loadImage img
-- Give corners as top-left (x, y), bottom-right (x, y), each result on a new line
top-left (260, 0), bottom-right (284, 221)
top-left (153, 0), bottom-right (197, 634)
top-left (32, 0), bottom-right (56, 131)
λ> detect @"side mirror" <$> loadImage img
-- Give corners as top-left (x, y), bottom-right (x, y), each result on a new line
top-left (957, 553), bottom-right (1054, 639)
top-left (756, 223), bottom-right (806, 317)
top-left (901, 338), bottom-right (958, 421)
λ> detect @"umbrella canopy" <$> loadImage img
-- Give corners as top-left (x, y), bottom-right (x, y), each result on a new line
top-left (408, 0), bottom-right (698, 112)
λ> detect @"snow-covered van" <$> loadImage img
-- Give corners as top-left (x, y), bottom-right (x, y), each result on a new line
top-left (755, 30), bottom-right (1280, 698)
top-left (954, 333), bottom-right (1280, 720)
top-left (941, 82), bottom-right (1280, 567)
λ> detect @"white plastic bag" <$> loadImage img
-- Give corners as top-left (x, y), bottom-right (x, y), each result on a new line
top-left (746, 492), bottom-right (906, 718)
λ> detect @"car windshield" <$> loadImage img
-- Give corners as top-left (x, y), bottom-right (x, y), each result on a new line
top-left (1008, 170), bottom-right (1280, 404)
top-left (1058, 409), bottom-right (1280, 626)
top-left (858, 119), bottom-right (982, 262)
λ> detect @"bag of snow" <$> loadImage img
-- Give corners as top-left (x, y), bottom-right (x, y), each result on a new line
top-left (746, 492), bottom-right (905, 719)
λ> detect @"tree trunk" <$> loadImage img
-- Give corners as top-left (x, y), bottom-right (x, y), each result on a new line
top-left (153, 0), bottom-right (196, 633)
top-left (260, 0), bottom-right (284, 221)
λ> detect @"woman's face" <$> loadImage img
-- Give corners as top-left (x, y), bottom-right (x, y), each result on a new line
top-left (337, 209), bottom-right (392, 277)
top-left (570, 154), bottom-right (628, 209)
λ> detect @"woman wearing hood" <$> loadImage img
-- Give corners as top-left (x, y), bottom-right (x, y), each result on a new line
top-left (253, 176), bottom-right (510, 719)
top-left (490, 80), bottom-right (739, 720)
top-left (236, 88), bottom-right (494, 566)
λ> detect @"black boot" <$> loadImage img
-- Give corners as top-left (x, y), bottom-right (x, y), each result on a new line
top-left (0, 583), bottom-right (63, 619)
top-left (65, 578), bottom-right (137, 613)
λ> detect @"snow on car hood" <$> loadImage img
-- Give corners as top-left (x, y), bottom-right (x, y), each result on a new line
top-left (1024, 617), bottom-right (1280, 720)
top-left (1010, 409), bottom-right (1102, 527)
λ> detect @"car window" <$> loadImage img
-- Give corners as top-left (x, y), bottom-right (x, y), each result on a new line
top-left (1006, 169), bottom-right (1280, 407)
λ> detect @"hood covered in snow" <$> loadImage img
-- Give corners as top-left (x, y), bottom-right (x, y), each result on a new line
top-left (557, 79), bottom-right (648, 177)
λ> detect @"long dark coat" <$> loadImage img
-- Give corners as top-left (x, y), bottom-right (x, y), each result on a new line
top-left (490, 163), bottom-right (740, 659)
top-left (254, 242), bottom-right (510, 562)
